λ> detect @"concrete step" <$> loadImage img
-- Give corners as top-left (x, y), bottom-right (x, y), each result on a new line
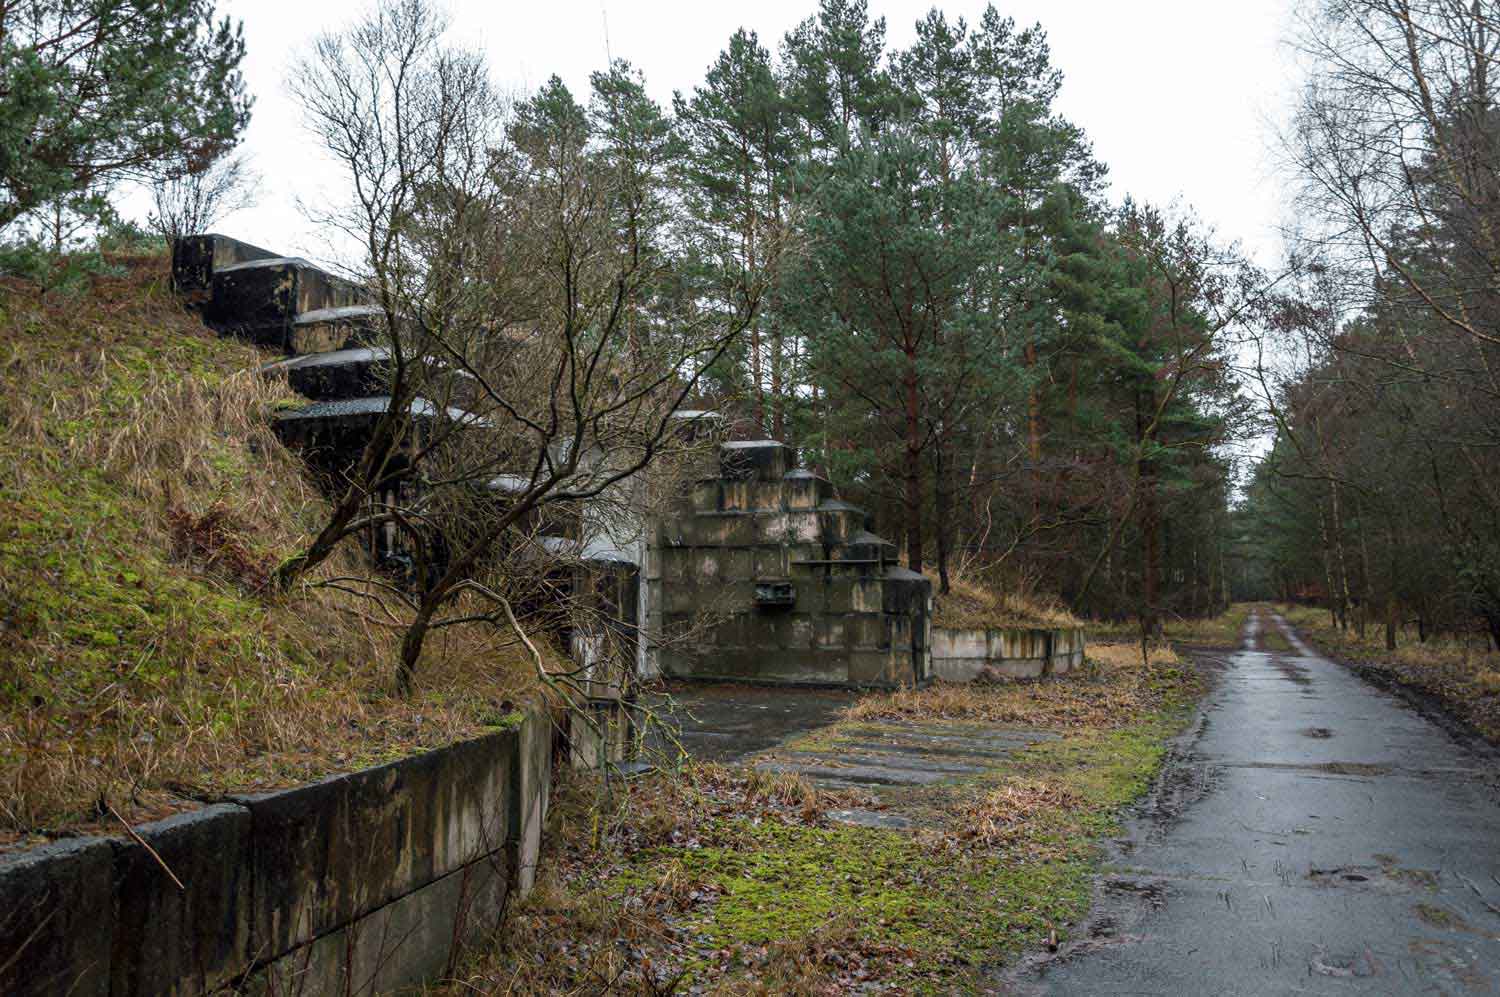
top-left (204, 257), bottom-right (367, 351)
top-left (262, 347), bottom-right (389, 400)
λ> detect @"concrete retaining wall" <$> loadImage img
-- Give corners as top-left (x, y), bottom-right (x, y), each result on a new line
top-left (0, 709), bottom-right (555, 997)
top-left (931, 626), bottom-right (1085, 681)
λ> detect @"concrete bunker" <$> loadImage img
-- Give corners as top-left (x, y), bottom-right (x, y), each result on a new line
top-left (651, 440), bottom-right (932, 689)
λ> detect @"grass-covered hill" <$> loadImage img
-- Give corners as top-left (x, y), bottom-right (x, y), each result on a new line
top-left (929, 575), bottom-right (1081, 632)
top-left (0, 252), bottom-right (540, 845)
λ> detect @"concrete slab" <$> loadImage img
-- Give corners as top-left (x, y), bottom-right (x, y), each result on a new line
top-left (643, 682), bottom-right (1058, 800)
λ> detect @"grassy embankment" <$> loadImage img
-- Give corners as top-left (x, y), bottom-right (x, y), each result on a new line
top-left (446, 642), bottom-right (1204, 995)
top-left (929, 575), bottom-right (1081, 631)
top-left (1276, 603), bottom-right (1500, 741)
top-left (0, 254), bottom-right (547, 845)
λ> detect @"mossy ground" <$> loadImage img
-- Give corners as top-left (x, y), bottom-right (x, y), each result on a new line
top-left (448, 655), bottom-right (1204, 994)
top-left (0, 254), bottom-right (545, 841)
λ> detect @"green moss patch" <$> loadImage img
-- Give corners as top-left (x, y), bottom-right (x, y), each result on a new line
top-left (456, 661), bottom-right (1204, 994)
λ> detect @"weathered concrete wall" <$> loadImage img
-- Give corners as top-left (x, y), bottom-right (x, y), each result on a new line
top-left (0, 709), bottom-right (555, 997)
top-left (931, 625), bottom-right (1085, 681)
top-left (655, 441), bottom-right (932, 688)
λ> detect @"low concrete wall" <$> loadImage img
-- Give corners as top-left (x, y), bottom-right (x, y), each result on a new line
top-left (0, 709), bottom-right (555, 997)
top-left (931, 626), bottom-right (1085, 682)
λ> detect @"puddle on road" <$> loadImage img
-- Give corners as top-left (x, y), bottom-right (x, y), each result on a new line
top-left (1272, 659), bottom-right (1312, 685)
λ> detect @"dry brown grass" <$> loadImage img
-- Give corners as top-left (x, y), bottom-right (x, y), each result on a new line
top-left (929, 573), bottom-right (1081, 631)
top-left (844, 642), bottom-right (1192, 731)
top-left (947, 778), bottom-right (1085, 849)
top-left (0, 255), bottom-right (548, 841)
top-left (1085, 641), bottom-right (1183, 670)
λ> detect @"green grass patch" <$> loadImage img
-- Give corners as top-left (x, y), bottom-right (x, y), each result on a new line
top-left (458, 660), bottom-right (1204, 994)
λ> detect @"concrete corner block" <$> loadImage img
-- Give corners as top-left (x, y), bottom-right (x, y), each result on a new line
top-left (236, 729), bottom-right (519, 961)
top-left (248, 853), bottom-right (511, 997)
top-left (510, 709), bottom-right (553, 896)
top-left (720, 441), bottom-right (789, 481)
top-left (108, 803), bottom-right (252, 996)
top-left (0, 836), bottom-right (114, 997)
top-left (847, 650), bottom-right (896, 687)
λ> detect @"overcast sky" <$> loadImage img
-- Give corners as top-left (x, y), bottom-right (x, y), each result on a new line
top-left (200, 0), bottom-right (1299, 269)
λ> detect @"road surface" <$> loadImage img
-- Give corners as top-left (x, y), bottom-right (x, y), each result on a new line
top-left (1024, 608), bottom-right (1500, 996)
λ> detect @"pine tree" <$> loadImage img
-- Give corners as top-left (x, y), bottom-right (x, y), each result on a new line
top-left (0, 0), bottom-right (250, 236)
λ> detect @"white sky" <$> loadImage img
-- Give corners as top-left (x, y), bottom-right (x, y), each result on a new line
top-left (196, 0), bottom-right (1299, 270)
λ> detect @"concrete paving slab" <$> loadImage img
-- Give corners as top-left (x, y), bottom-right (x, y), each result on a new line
top-left (644, 681), bottom-right (1057, 799)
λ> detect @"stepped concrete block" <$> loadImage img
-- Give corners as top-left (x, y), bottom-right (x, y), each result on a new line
top-left (881, 567), bottom-right (930, 615)
top-left (689, 479), bottom-right (720, 514)
top-left (847, 649), bottom-right (897, 686)
top-left (846, 612), bottom-right (888, 650)
top-left (822, 577), bottom-right (857, 614)
top-left (744, 649), bottom-right (846, 685)
top-left (265, 346), bottom-right (388, 401)
top-left (787, 613), bottom-right (817, 649)
top-left (0, 836), bottom-right (114, 997)
top-left (172, 233), bottom-right (278, 303)
top-left (817, 501), bottom-right (864, 544)
top-left (753, 547), bottom-right (788, 577)
top-left (657, 546), bottom-right (694, 581)
top-left (206, 257), bottom-right (366, 349)
top-left (840, 531), bottom-right (898, 565)
top-left (783, 468), bottom-right (831, 510)
top-left (720, 440), bottom-right (789, 481)
top-left (676, 513), bottom-right (757, 548)
top-left (108, 804), bottom-right (252, 997)
top-left (851, 576), bottom-right (884, 613)
top-left (720, 479), bottom-right (784, 512)
top-left (783, 510), bottom-right (821, 543)
top-left (288, 304), bottom-right (383, 356)
top-left (815, 616), bottom-right (849, 650)
top-left (720, 548), bottom-right (754, 580)
top-left (752, 511), bottom-right (795, 544)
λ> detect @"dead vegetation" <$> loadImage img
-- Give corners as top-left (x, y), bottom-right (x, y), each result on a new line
top-left (845, 641), bottom-right (1190, 731)
top-left (930, 573), bottom-right (1081, 631)
top-left (445, 650), bottom-right (1205, 994)
top-left (0, 255), bottom-right (550, 841)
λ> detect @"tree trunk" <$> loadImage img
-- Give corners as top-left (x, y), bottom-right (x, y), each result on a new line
top-left (1141, 461), bottom-right (1161, 640)
top-left (397, 596), bottom-right (438, 697)
top-left (1025, 339), bottom-right (1042, 522)
top-left (903, 353), bottom-right (924, 575)
top-left (934, 442), bottom-right (951, 594)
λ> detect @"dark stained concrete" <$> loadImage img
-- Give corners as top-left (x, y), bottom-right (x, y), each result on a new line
top-left (1019, 609), bottom-right (1500, 996)
top-left (644, 682), bottom-right (858, 763)
top-left (643, 681), bottom-right (1057, 831)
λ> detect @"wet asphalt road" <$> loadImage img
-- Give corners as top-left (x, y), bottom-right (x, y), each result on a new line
top-left (1029, 609), bottom-right (1500, 996)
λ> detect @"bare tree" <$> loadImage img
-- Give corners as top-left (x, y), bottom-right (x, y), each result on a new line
top-left (284, 0), bottom-right (773, 695)
top-left (147, 154), bottom-right (260, 241)
top-left (1270, 0), bottom-right (1500, 643)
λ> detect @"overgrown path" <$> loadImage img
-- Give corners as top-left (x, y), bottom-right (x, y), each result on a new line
top-left (1026, 609), bottom-right (1500, 994)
